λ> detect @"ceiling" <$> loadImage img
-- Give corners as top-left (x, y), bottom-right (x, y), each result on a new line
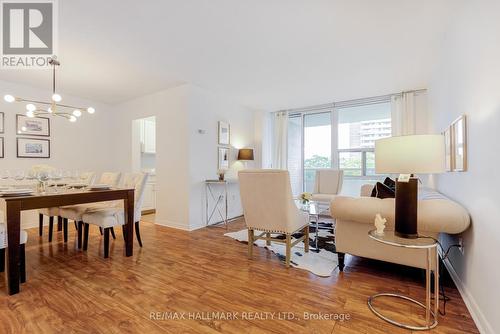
top-left (0, 0), bottom-right (452, 110)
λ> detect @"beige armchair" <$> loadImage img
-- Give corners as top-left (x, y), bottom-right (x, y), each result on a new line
top-left (238, 169), bottom-right (310, 267)
top-left (311, 169), bottom-right (343, 203)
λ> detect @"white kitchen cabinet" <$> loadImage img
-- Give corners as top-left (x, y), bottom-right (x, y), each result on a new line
top-left (140, 118), bottom-right (156, 154)
top-left (141, 180), bottom-right (156, 212)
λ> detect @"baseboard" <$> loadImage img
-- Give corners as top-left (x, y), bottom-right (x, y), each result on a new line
top-left (22, 221), bottom-right (39, 230)
top-left (141, 209), bottom-right (156, 215)
top-left (154, 219), bottom-right (191, 231)
top-left (155, 215), bottom-right (243, 232)
top-left (442, 256), bottom-right (494, 334)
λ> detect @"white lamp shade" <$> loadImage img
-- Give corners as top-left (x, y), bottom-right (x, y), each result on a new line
top-left (375, 135), bottom-right (445, 174)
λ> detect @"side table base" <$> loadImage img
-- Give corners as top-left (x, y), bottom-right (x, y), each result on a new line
top-left (368, 293), bottom-right (438, 331)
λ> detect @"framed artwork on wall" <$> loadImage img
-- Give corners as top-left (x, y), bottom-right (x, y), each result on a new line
top-left (16, 114), bottom-right (50, 137)
top-left (0, 112), bottom-right (4, 133)
top-left (451, 115), bottom-right (467, 172)
top-left (0, 137), bottom-right (3, 158)
top-left (218, 147), bottom-right (229, 170)
top-left (17, 137), bottom-right (50, 158)
top-left (218, 121), bottom-right (230, 145)
top-left (443, 126), bottom-right (452, 172)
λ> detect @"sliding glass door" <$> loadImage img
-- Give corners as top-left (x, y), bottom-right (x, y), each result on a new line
top-left (304, 112), bottom-right (332, 192)
top-left (287, 115), bottom-right (302, 196)
top-left (286, 100), bottom-right (391, 196)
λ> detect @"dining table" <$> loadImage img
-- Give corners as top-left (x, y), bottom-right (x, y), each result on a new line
top-left (0, 187), bottom-right (135, 295)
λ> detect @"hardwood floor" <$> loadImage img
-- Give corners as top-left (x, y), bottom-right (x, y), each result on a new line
top-left (0, 217), bottom-right (478, 333)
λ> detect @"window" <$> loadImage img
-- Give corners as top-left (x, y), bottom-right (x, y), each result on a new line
top-left (285, 98), bottom-right (391, 196)
top-left (304, 112), bottom-right (331, 192)
top-left (337, 102), bottom-right (391, 177)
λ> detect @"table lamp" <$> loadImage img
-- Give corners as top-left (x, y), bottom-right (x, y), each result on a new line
top-left (375, 135), bottom-right (445, 238)
top-left (237, 148), bottom-right (254, 169)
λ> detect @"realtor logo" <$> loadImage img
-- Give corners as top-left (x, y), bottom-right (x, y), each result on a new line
top-left (1, 0), bottom-right (57, 68)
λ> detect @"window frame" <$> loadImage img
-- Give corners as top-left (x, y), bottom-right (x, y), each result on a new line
top-left (287, 96), bottom-right (393, 192)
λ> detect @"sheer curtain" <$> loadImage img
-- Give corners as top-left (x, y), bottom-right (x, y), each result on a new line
top-left (391, 92), bottom-right (417, 136)
top-left (272, 111), bottom-right (288, 169)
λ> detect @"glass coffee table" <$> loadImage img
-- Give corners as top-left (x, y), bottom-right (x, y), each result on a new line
top-left (295, 200), bottom-right (321, 252)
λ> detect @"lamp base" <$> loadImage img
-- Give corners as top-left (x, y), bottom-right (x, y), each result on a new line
top-left (395, 178), bottom-right (418, 239)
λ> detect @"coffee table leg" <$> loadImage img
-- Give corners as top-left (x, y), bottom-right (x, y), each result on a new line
top-left (315, 213), bottom-right (319, 251)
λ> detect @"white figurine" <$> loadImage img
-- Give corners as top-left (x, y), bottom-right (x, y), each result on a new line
top-left (374, 213), bottom-right (387, 235)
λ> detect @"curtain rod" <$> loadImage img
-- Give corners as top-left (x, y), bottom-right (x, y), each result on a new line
top-left (276, 88), bottom-right (427, 114)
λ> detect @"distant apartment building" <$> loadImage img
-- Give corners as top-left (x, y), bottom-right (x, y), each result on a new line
top-left (348, 118), bottom-right (391, 148)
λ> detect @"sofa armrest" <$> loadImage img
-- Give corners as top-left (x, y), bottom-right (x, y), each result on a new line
top-left (360, 184), bottom-right (374, 197)
top-left (331, 196), bottom-right (395, 228)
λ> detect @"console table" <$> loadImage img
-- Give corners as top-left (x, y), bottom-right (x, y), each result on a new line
top-left (204, 180), bottom-right (231, 228)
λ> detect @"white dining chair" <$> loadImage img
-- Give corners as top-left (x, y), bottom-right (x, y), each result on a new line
top-left (0, 223), bottom-right (28, 283)
top-left (38, 171), bottom-right (98, 241)
top-left (81, 173), bottom-right (149, 258)
top-left (58, 172), bottom-right (121, 248)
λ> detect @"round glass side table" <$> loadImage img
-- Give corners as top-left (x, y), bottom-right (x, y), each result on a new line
top-left (367, 229), bottom-right (439, 331)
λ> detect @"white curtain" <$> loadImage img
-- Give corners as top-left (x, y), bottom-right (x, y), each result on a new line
top-left (271, 111), bottom-right (288, 169)
top-left (391, 92), bottom-right (417, 136)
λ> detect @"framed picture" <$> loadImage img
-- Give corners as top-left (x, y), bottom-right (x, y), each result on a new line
top-left (16, 114), bottom-right (50, 136)
top-left (0, 137), bottom-right (3, 158)
top-left (451, 115), bottom-right (467, 172)
top-left (17, 137), bottom-right (50, 158)
top-left (0, 112), bottom-right (4, 133)
top-left (218, 147), bottom-right (229, 170)
top-left (443, 126), bottom-right (452, 172)
top-left (218, 121), bottom-right (230, 145)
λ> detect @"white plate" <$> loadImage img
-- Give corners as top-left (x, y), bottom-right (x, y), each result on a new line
top-left (0, 190), bottom-right (34, 196)
top-left (67, 183), bottom-right (88, 188)
top-left (89, 184), bottom-right (111, 190)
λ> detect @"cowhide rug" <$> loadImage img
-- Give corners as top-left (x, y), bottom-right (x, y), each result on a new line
top-left (225, 221), bottom-right (339, 277)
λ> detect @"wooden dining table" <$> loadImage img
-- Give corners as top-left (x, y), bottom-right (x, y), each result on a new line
top-left (0, 187), bottom-right (135, 295)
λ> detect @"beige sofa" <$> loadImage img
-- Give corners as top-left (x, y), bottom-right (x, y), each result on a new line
top-left (331, 185), bottom-right (470, 271)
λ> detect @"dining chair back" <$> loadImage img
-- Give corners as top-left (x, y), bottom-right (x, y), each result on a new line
top-left (98, 172), bottom-right (121, 186)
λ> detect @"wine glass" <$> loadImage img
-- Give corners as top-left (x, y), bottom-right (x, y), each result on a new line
top-left (37, 171), bottom-right (49, 193)
top-left (50, 170), bottom-right (63, 192)
top-left (0, 170), bottom-right (11, 180)
top-left (71, 170), bottom-right (80, 181)
top-left (14, 170), bottom-right (25, 182)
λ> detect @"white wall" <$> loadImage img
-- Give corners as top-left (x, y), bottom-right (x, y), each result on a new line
top-left (0, 80), bottom-right (114, 172)
top-left (428, 1), bottom-right (500, 333)
top-left (113, 84), bottom-right (258, 231)
top-left (113, 85), bottom-right (191, 229)
top-left (187, 85), bottom-right (257, 230)
top-left (0, 80), bottom-right (115, 228)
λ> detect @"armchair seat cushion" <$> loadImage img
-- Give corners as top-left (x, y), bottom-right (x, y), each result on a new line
top-left (311, 193), bottom-right (337, 203)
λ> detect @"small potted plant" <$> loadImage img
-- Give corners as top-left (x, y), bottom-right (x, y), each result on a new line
top-left (217, 169), bottom-right (225, 181)
top-left (299, 192), bottom-right (312, 204)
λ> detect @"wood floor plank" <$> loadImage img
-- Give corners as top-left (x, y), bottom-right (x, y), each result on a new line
top-left (0, 217), bottom-right (479, 333)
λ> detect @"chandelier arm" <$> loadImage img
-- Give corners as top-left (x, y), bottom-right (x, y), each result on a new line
top-left (17, 98), bottom-right (53, 105)
top-left (16, 98), bottom-right (88, 110)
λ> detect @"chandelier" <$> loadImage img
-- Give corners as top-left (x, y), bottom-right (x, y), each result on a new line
top-left (3, 56), bottom-right (95, 122)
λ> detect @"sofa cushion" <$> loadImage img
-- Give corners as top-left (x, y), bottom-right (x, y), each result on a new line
top-left (370, 182), bottom-right (395, 199)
